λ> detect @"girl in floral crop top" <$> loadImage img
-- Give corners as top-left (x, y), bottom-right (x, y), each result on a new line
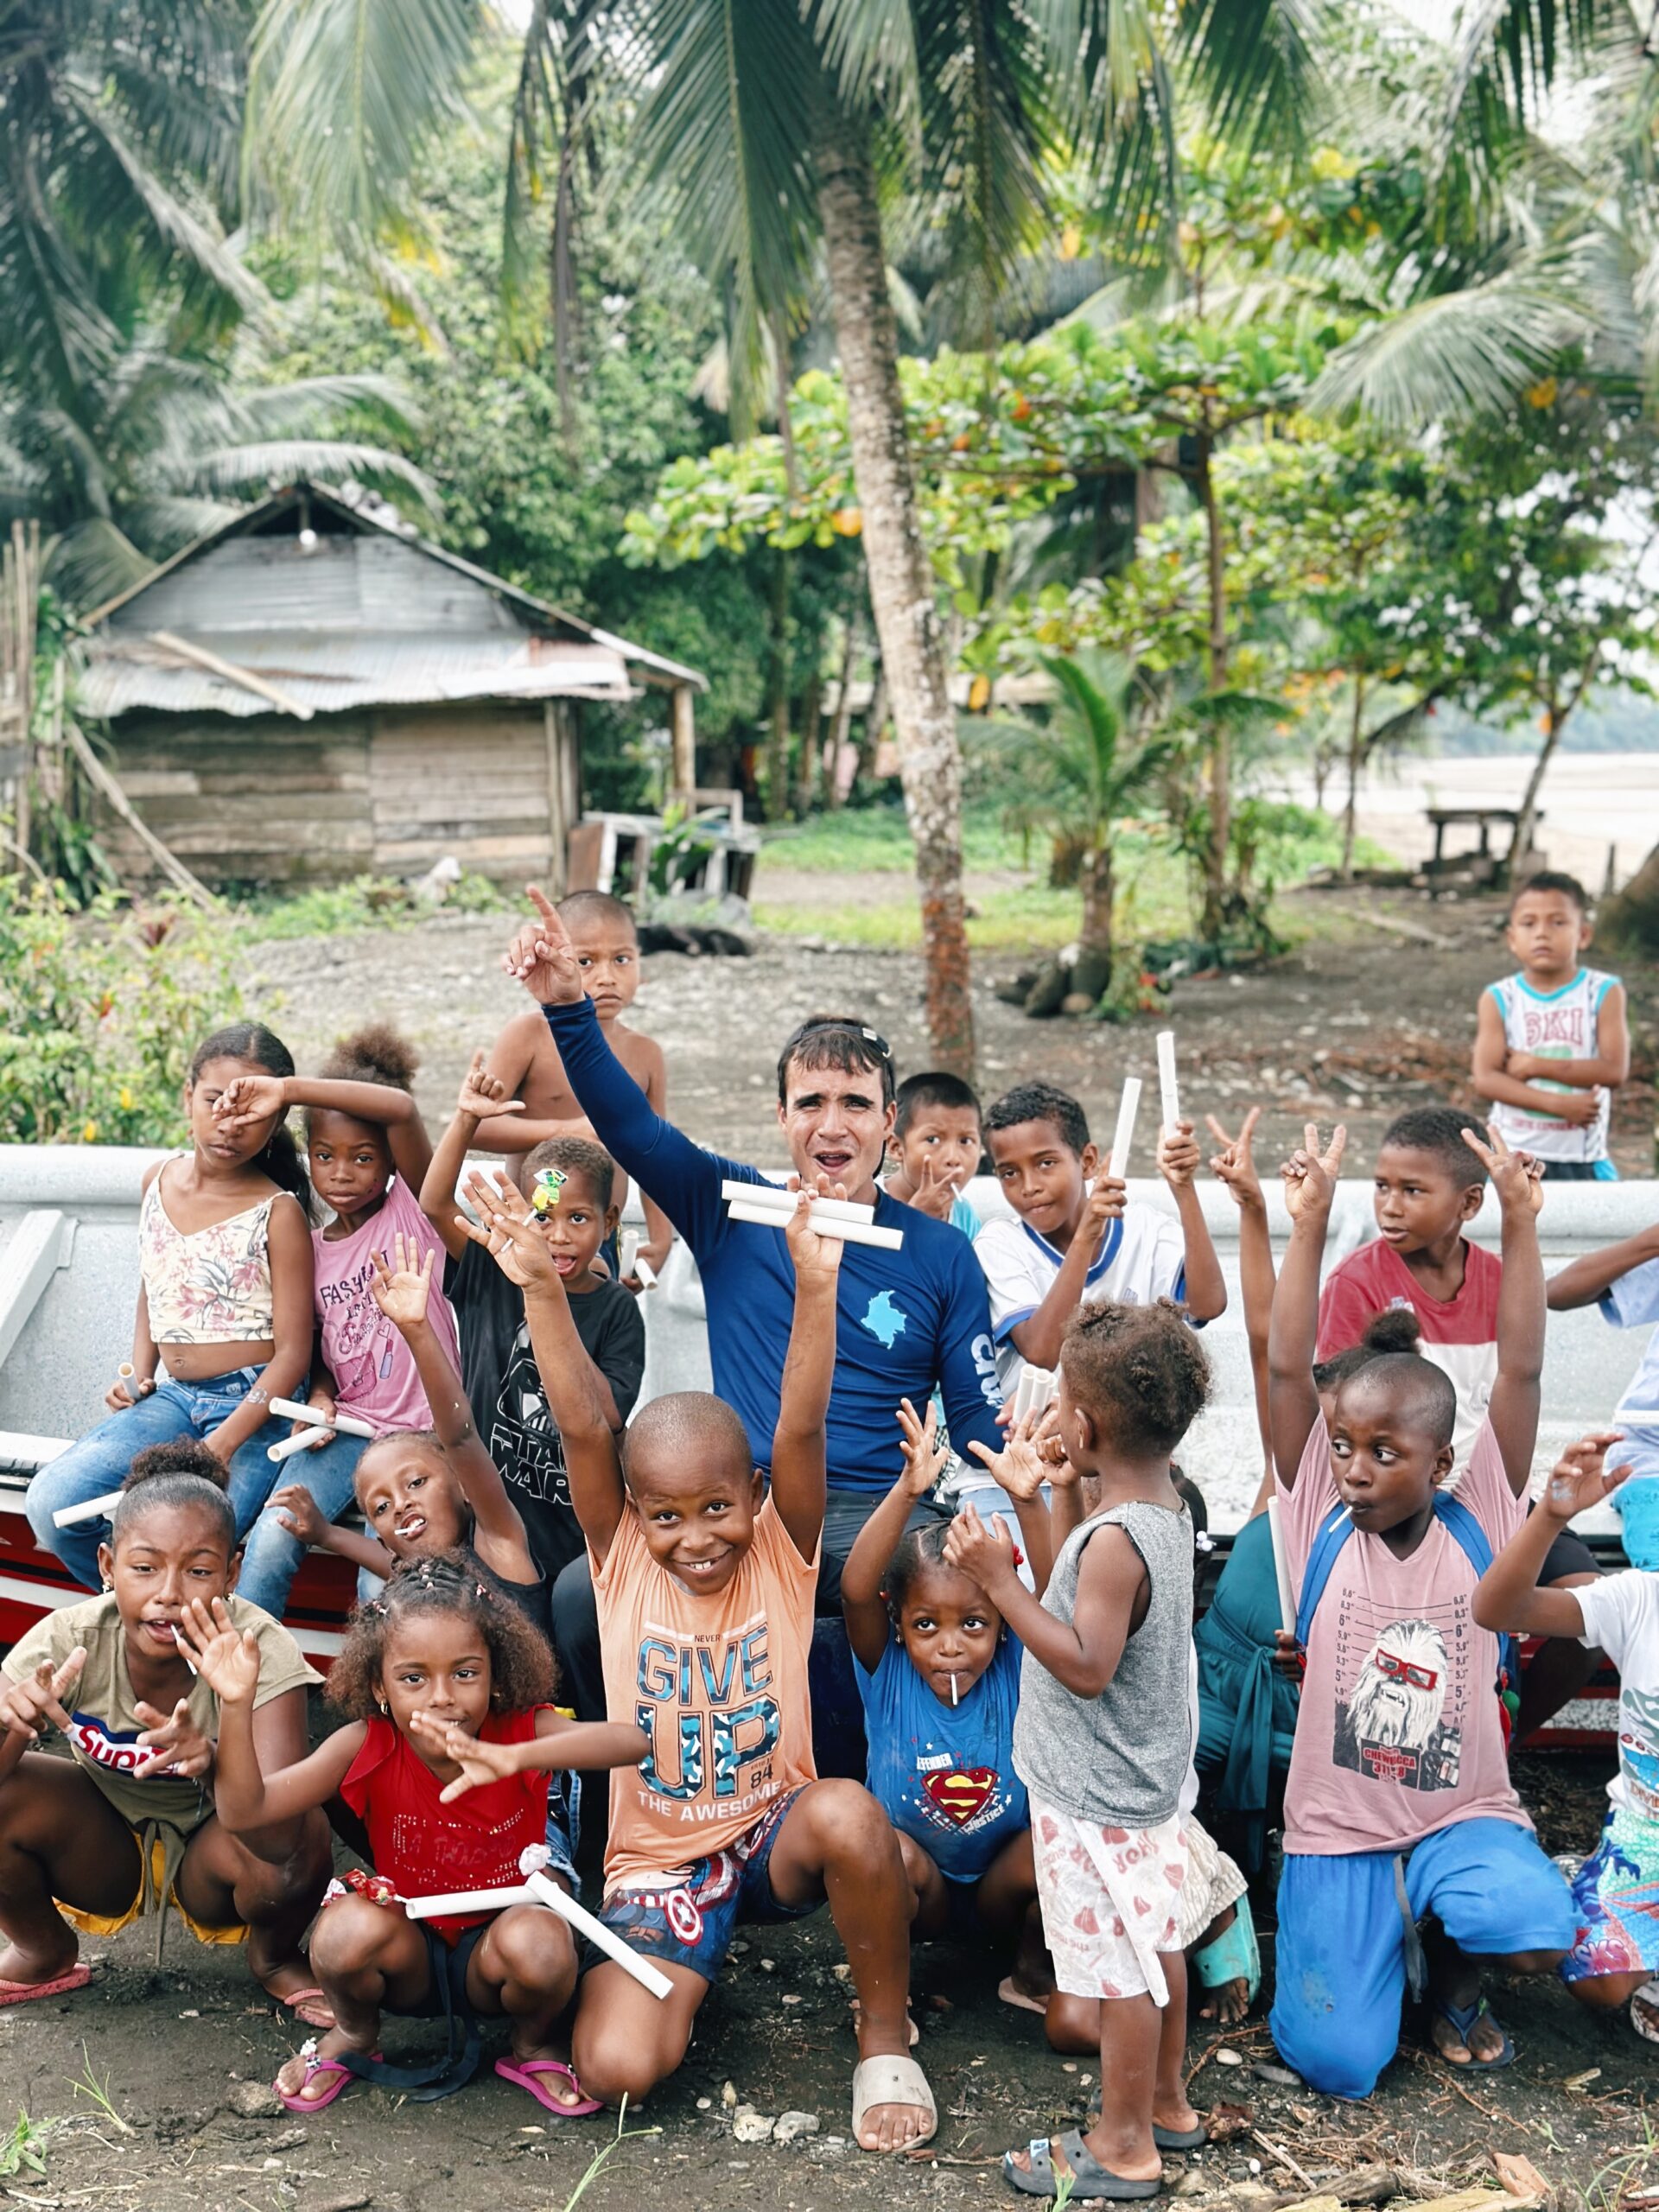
top-left (26, 1023), bottom-right (316, 1589)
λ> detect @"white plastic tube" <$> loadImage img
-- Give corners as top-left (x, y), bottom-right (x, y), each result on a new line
top-left (719, 1179), bottom-right (875, 1227)
top-left (1156, 1031), bottom-right (1180, 1134)
top-left (726, 1199), bottom-right (903, 1251)
top-left (1266, 1497), bottom-right (1296, 1637)
top-left (1108, 1077), bottom-right (1141, 1179)
top-left (270, 1397), bottom-right (375, 1440)
top-left (54, 1488), bottom-right (124, 1529)
top-left (403, 1872), bottom-right (673, 2000)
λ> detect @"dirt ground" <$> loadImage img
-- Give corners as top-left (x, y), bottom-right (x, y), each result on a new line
top-left (238, 880), bottom-right (1655, 1179)
top-left (5, 882), bottom-right (1651, 2211)
top-left (2, 1756), bottom-right (1653, 2212)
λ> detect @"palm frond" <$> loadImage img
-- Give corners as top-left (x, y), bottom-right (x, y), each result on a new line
top-left (247, 0), bottom-right (487, 238)
top-left (175, 438), bottom-right (441, 514)
top-left (1308, 251), bottom-right (1594, 427)
top-left (1177, 0), bottom-right (1329, 157)
top-left (44, 516), bottom-right (157, 611)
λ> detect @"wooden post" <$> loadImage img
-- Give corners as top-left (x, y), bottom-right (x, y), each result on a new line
top-left (670, 683), bottom-right (696, 798)
top-left (544, 699), bottom-right (574, 894)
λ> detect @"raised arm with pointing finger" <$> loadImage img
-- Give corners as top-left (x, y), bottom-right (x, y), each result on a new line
top-left (499, 887), bottom-right (1003, 1503)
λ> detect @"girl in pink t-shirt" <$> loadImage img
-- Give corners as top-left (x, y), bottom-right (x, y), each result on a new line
top-left (1263, 1121), bottom-right (1574, 2101)
top-left (226, 1027), bottom-right (463, 1618)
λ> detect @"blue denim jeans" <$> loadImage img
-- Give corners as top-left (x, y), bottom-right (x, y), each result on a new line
top-left (26, 1368), bottom-right (280, 1591)
top-left (236, 1428), bottom-right (372, 1618)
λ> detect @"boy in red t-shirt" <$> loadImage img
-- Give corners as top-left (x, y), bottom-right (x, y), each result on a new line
top-left (1317, 1106), bottom-right (1500, 1467)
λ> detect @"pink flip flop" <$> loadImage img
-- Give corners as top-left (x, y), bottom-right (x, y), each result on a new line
top-left (0, 1964), bottom-right (92, 2009)
top-left (274, 2044), bottom-right (382, 2115)
top-left (493, 2056), bottom-right (601, 2116)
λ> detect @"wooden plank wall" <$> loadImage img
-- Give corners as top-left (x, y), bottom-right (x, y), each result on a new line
top-left (368, 703), bottom-right (566, 887)
top-left (97, 702), bottom-right (580, 889)
top-left (99, 711), bottom-right (373, 885)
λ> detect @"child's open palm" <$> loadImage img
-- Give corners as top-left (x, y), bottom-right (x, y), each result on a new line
top-left (460, 1168), bottom-right (556, 1292)
top-left (1206, 1107), bottom-right (1264, 1208)
top-left (502, 886), bottom-right (583, 1007)
top-left (895, 1396), bottom-right (948, 1498)
top-left (785, 1179), bottom-right (848, 1287)
top-left (456, 1048), bottom-right (524, 1125)
top-left (1281, 1122), bottom-right (1346, 1221)
top-left (1541, 1432), bottom-right (1632, 1522)
top-left (967, 1405), bottom-right (1048, 1502)
top-left (370, 1235), bottom-right (436, 1331)
top-left (177, 1597), bottom-right (262, 1707)
top-left (269, 1483), bottom-right (333, 1548)
top-left (1461, 1124), bottom-right (1544, 1217)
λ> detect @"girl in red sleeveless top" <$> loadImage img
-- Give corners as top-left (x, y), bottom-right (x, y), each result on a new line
top-left (181, 1552), bottom-right (645, 2114)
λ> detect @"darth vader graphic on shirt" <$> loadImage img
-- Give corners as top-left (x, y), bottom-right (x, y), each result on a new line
top-left (1332, 1611), bottom-right (1464, 1792)
top-left (486, 1323), bottom-right (570, 1510)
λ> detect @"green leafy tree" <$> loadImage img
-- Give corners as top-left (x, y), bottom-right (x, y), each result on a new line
top-left (976, 649), bottom-right (1178, 997)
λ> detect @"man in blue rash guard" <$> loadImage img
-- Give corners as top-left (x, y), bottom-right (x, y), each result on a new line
top-left (499, 888), bottom-right (1004, 1709)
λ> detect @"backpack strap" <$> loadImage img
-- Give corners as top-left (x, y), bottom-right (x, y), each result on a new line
top-left (1294, 1503), bottom-right (1356, 1649)
top-left (1294, 1489), bottom-right (1516, 1681)
top-left (1430, 1491), bottom-right (1517, 1683)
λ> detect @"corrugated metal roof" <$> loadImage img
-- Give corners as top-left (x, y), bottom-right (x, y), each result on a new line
top-left (86, 482), bottom-right (708, 693)
top-left (79, 630), bottom-right (634, 719)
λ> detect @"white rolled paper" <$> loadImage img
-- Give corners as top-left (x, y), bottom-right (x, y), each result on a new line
top-left (267, 1429), bottom-right (328, 1465)
top-left (1108, 1077), bottom-right (1141, 1180)
top-left (726, 1199), bottom-right (903, 1251)
top-left (1156, 1031), bottom-right (1180, 1134)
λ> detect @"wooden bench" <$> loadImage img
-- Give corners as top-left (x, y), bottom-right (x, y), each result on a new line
top-left (1425, 805), bottom-right (1543, 895)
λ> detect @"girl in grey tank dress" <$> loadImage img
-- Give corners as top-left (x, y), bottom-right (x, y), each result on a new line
top-left (943, 1298), bottom-right (1212, 2202)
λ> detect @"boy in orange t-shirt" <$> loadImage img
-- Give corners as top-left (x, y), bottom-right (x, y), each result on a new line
top-left (466, 1170), bottom-right (936, 2154)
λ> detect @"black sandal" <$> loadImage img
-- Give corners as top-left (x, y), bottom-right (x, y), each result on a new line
top-left (1003, 2129), bottom-right (1161, 2200)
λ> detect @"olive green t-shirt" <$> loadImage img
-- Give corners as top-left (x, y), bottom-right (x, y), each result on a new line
top-left (3, 1592), bottom-right (320, 1832)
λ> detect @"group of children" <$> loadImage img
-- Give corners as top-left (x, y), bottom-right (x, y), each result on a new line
top-left (1, 864), bottom-right (1655, 2196)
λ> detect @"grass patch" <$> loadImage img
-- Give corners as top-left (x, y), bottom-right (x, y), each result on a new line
top-left (232, 872), bottom-right (507, 944)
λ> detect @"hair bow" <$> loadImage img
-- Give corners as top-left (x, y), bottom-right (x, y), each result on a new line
top-left (530, 1166), bottom-right (568, 1217)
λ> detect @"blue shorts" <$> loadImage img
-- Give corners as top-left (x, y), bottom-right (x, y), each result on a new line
top-left (1562, 1805), bottom-right (1659, 1984)
top-left (590, 1788), bottom-right (815, 1983)
top-left (1270, 1820), bottom-right (1575, 2099)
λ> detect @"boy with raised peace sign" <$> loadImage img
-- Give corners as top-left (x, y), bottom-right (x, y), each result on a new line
top-left (1265, 1121), bottom-right (1574, 2098)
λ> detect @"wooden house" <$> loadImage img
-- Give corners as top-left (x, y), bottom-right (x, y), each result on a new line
top-left (76, 484), bottom-right (705, 890)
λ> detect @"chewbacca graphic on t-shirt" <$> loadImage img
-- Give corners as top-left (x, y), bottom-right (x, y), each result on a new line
top-left (1333, 1615), bottom-right (1463, 1792)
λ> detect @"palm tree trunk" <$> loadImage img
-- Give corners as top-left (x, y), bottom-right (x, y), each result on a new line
top-left (764, 548), bottom-right (791, 821)
top-left (823, 604), bottom-right (861, 810)
top-left (1193, 424), bottom-right (1229, 940)
top-left (1075, 846), bottom-right (1115, 1001)
top-left (1340, 674), bottom-right (1365, 881)
top-left (793, 669), bottom-right (823, 815)
top-left (815, 124), bottom-right (975, 1074)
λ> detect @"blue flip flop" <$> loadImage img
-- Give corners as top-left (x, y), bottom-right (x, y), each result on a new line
top-left (1433, 1995), bottom-right (1514, 2071)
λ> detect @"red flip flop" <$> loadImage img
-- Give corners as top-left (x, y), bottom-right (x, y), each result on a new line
top-left (0, 1965), bottom-right (92, 2009)
top-left (493, 2056), bottom-right (601, 2116)
top-left (274, 1986), bottom-right (336, 2030)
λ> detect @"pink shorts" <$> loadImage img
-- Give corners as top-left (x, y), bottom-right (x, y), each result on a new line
top-left (1029, 1796), bottom-right (1189, 2004)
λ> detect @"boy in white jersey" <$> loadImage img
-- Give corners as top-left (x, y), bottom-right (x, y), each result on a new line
top-left (1472, 872), bottom-right (1629, 1180)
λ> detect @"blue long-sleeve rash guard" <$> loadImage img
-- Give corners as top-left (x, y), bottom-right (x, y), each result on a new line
top-left (542, 996), bottom-right (1004, 1491)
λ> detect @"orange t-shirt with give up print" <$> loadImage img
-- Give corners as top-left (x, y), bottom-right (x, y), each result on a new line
top-left (592, 1495), bottom-right (818, 1891)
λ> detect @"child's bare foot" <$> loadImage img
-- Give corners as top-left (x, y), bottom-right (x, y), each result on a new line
top-left (1198, 1974), bottom-right (1249, 2025)
top-left (0, 1937), bottom-right (79, 1991)
top-left (499, 2037), bottom-right (595, 2113)
top-left (257, 1959), bottom-right (336, 2031)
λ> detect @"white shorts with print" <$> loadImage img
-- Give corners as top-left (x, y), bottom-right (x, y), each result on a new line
top-left (1030, 1795), bottom-right (1189, 2005)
